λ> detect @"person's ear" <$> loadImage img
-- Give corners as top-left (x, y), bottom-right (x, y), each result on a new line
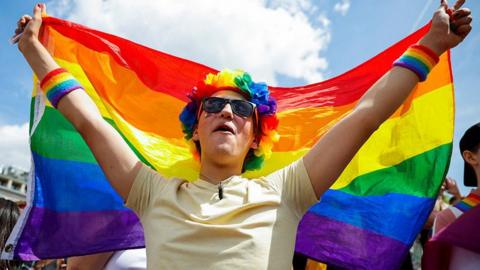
top-left (250, 138), bottom-right (259, 150)
top-left (463, 150), bottom-right (479, 166)
top-left (192, 128), bottom-right (199, 142)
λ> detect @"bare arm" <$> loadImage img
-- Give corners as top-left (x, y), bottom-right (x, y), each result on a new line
top-left (304, 0), bottom-right (472, 198)
top-left (67, 252), bottom-right (114, 270)
top-left (17, 4), bottom-right (140, 200)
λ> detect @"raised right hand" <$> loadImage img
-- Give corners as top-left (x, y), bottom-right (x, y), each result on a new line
top-left (15, 3), bottom-right (46, 52)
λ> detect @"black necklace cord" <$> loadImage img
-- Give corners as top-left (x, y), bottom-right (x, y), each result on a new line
top-left (218, 181), bottom-right (224, 200)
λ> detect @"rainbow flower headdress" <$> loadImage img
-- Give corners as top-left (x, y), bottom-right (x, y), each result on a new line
top-left (179, 69), bottom-right (279, 171)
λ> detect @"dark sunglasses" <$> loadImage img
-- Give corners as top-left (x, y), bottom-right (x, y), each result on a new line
top-left (202, 97), bottom-right (256, 117)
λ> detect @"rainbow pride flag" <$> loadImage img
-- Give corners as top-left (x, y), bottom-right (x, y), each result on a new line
top-left (2, 17), bottom-right (453, 269)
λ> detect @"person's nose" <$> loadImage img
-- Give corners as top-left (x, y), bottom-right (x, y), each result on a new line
top-left (219, 103), bottom-right (234, 119)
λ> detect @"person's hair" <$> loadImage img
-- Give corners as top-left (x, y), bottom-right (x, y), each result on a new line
top-left (460, 122), bottom-right (480, 187)
top-left (179, 69), bottom-right (279, 172)
top-left (0, 197), bottom-right (21, 269)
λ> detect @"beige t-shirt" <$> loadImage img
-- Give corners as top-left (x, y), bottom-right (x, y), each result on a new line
top-left (126, 159), bottom-right (318, 269)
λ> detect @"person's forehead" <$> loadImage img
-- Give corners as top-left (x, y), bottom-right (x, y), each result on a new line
top-left (211, 90), bottom-right (246, 100)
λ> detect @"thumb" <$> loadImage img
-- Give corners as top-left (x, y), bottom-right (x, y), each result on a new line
top-left (435, 0), bottom-right (452, 20)
top-left (440, 0), bottom-right (448, 9)
top-left (32, 3), bottom-right (45, 20)
top-left (41, 3), bottom-right (47, 17)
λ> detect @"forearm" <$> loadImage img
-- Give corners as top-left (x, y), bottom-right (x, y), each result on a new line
top-left (353, 67), bottom-right (419, 130)
top-left (304, 39), bottom-right (442, 197)
top-left (20, 37), bottom-right (139, 199)
top-left (19, 38), bottom-right (60, 80)
top-left (57, 90), bottom-right (104, 134)
top-left (20, 38), bottom-right (104, 133)
top-left (353, 37), bottom-right (442, 130)
top-left (61, 92), bottom-right (141, 199)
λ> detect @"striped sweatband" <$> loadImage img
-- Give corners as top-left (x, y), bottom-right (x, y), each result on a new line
top-left (393, 44), bottom-right (439, 82)
top-left (40, 68), bottom-right (84, 108)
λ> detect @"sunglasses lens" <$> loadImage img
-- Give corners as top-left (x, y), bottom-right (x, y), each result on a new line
top-left (203, 97), bottom-right (255, 117)
top-left (203, 97), bottom-right (226, 113)
top-left (231, 100), bottom-right (254, 117)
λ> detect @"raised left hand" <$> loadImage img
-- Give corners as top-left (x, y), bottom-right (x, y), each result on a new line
top-left (419, 0), bottom-right (472, 55)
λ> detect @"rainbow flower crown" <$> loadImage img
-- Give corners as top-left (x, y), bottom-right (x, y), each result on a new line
top-left (179, 69), bottom-right (279, 171)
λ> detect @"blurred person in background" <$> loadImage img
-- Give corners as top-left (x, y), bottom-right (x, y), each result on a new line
top-left (67, 248), bottom-right (146, 270)
top-left (423, 122), bottom-right (480, 270)
top-left (1, 197), bottom-right (32, 270)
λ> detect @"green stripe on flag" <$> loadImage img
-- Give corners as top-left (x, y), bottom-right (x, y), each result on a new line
top-left (31, 104), bottom-right (153, 168)
top-left (339, 143), bottom-right (452, 198)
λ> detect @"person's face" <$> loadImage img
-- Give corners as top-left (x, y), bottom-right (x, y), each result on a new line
top-left (192, 90), bottom-right (258, 166)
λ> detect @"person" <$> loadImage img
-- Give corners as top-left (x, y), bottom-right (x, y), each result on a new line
top-left (13, 1), bottom-right (472, 269)
top-left (405, 177), bottom-right (463, 269)
top-left (33, 259), bottom-right (66, 270)
top-left (433, 124), bottom-right (480, 235)
top-left (423, 123), bottom-right (480, 269)
top-left (67, 249), bottom-right (146, 270)
top-left (424, 177), bottom-right (463, 232)
top-left (0, 198), bottom-right (31, 270)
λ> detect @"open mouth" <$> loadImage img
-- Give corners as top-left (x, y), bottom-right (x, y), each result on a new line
top-left (213, 124), bottom-right (235, 134)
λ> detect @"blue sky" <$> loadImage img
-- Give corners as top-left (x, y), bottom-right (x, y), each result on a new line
top-left (1, 0), bottom-right (479, 195)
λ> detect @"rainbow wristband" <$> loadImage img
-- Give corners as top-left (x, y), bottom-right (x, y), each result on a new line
top-left (40, 68), bottom-right (84, 108)
top-left (393, 44), bottom-right (439, 82)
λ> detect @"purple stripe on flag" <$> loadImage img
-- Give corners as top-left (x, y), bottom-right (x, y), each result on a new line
top-left (295, 212), bottom-right (409, 270)
top-left (13, 207), bottom-right (144, 260)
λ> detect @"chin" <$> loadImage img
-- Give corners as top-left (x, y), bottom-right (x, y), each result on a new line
top-left (201, 134), bottom-right (246, 161)
top-left (212, 144), bottom-right (235, 156)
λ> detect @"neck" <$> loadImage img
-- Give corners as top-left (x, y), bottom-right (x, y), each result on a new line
top-left (199, 159), bottom-right (243, 185)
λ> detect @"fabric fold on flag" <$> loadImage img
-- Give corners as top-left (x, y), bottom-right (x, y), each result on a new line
top-left (2, 17), bottom-right (453, 270)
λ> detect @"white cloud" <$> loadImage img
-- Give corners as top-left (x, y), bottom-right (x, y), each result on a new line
top-left (266, 0), bottom-right (315, 15)
top-left (333, 0), bottom-right (350, 16)
top-left (0, 123), bottom-right (30, 171)
top-left (48, 0), bottom-right (331, 84)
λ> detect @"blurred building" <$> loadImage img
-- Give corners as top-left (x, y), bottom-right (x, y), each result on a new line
top-left (0, 164), bottom-right (28, 202)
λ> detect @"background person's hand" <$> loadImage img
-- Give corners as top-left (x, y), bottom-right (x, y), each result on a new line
top-left (14, 3), bottom-right (46, 51)
top-left (419, 0), bottom-right (472, 55)
top-left (445, 177), bottom-right (461, 198)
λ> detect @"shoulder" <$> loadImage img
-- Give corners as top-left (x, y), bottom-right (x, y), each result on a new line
top-left (133, 164), bottom-right (188, 189)
top-left (265, 159), bottom-right (309, 183)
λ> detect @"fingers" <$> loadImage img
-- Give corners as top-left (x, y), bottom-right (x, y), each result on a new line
top-left (453, 0), bottom-right (465, 10)
top-left (446, 177), bottom-right (456, 186)
top-left (15, 15), bottom-right (32, 35)
top-left (440, 0), bottom-right (448, 8)
top-left (17, 15), bottom-right (31, 28)
top-left (439, 0), bottom-right (448, 12)
top-left (453, 7), bottom-right (471, 18)
top-left (33, 3), bottom-right (44, 20)
top-left (12, 3), bottom-right (47, 45)
top-left (454, 14), bottom-right (473, 26)
top-left (455, 23), bottom-right (472, 38)
top-left (41, 3), bottom-right (47, 17)
top-left (451, 7), bottom-right (472, 36)
top-left (17, 15), bottom-right (32, 29)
